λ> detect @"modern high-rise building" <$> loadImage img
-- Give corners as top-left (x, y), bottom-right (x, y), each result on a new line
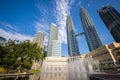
top-left (97, 5), bottom-right (120, 42)
top-left (51, 40), bottom-right (61, 56)
top-left (80, 7), bottom-right (103, 51)
top-left (32, 31), bottom-right (44, 49)
top-left (66, 15), bottom-right (79, 56)
top-left (47, 23), bottom-right (59, 56)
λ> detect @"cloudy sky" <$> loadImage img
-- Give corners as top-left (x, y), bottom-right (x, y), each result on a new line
top-left (0, 0), bottom-right (120, 56)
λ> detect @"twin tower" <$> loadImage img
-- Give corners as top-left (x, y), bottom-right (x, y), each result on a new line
top-left (67, 7), bottom-right (103, 56)
top-left (48, 5), bottom-right (120, 56)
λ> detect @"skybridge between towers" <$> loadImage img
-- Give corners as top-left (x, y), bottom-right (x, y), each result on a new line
top-left (75, 32), bottom-right (85, 37)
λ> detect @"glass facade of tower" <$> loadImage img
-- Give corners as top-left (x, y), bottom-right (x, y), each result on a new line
top-left (47, 23), bottom-right (58, 56)
top-left (98, 5), bottom-right (120, 42)
top-left (66, 15), bottom-right (79, 56)
top-left (80, 7), bottom-right (103, 51)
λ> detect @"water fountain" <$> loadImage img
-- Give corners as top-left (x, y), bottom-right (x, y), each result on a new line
top-left (68, 56), bottom-right (95, 80)
top-left (39, 55), bottom-right (96, 80)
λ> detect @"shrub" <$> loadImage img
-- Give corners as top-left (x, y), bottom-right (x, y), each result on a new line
top-left (0, 67), bottom-right (6, 73)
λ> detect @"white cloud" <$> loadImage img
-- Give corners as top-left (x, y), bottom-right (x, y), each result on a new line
top-left (55, 0), bottom-right (74, 44)
top-left (77, 1), bottom-right (82, 6)
top-left (0, 22), bottom-right (32, 41)
top-left (0, 22), bottom-right (19, 32)
top-left (0, 28), bottom-right (32, 41)
top-left (88, 3), bottom-right (90, 7)
top-left (87, 0), bottom-right (93, 7)
top-left (33, 21), bottom-right (49, 32)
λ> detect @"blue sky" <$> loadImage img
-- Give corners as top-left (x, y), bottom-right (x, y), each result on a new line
top-left (0, 0), bottom-right (120, 56)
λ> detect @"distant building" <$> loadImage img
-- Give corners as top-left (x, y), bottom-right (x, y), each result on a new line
top-left (47, 23), bottom-right (58, 56)
top-left (80, 7), bottom-right (103, 51)
top-left (98, 5), bottom-right (120, 42)
top-left (32, 31), bottom-right (44, 49)
top-left (86, 42), bottom-right (120, 66)
top-left (0, 36), bottom-right (6, 43)
top-left (66, 15), bottom-right (79, 56)
top-left (51, 40), bottom-right (61, 56)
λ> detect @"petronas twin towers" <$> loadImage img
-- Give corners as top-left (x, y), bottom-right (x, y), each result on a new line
top-left (66, 7), bottom-right (103, 56)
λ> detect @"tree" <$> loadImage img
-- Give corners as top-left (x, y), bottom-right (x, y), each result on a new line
top-left (15, 40), bottom-right (44, 72)
top-left (0, 40), bottom-right (44, 73)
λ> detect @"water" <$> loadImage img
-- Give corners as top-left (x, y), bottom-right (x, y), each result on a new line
top-left (68, 56), bottom-right (94, 80)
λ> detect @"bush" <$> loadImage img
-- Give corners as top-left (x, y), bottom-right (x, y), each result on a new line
top-left (0, 67), bottom-right (6, 73)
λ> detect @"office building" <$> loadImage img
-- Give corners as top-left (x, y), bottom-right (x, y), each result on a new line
top-left (98, 5), bottom-right (120, 42)
top-left (80, 7), bottom-right (103, 51)
top-left (47, 23), bottom-right (58, 56)
top-left (66, 15), bottom-right (80, 56)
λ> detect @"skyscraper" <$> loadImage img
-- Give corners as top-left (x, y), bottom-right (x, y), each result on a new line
top-left (66, 15), bottom-right (79, 56)
top-left (47, 23), bottom-right (59, 56)
top-left (80, 7), bottom-right (103, 51)
top-left (98, 5), bottom-right (120, 42)
top-left (32, 31), bottom-right (44, 49)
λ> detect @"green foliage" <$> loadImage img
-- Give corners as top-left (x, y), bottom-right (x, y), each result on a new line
top-left (0, 67), bottom-right (6, 73)
top-left (0, 40), bottom-right (44, 73)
